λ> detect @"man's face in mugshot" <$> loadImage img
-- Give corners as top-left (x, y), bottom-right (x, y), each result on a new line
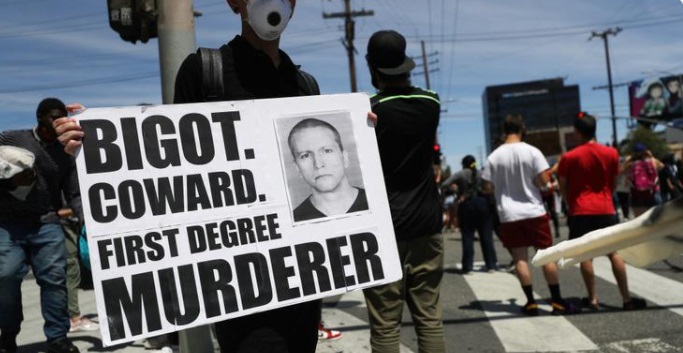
top-left (290, 126), bottom-right (348, 193)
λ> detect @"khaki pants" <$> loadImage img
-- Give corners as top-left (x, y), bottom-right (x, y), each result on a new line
top-left (363, 233), bottom-right (445, 353)
top-left (63, 220), bottom-right (81, 319)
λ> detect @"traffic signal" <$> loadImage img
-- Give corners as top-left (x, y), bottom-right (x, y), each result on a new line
top-left (433, 144), bottom-right (442, 165)
top-left (107, 0), bottom-right (158, 44)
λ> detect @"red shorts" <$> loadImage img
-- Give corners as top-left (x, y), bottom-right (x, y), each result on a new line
top-left (500, 214), bottom-right (552, 249)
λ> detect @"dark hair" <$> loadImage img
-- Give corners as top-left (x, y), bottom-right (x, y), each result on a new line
top-left (460, 155), bottom-right (480, 197)
top-left (36, 97), bottom-right (66, 119)
top-left (648, 82), bottom-right (664, 95)
top-left (574, 113), bottom-right (596, 139)
top-left (461, 155), bottom-right (476, 169)
top-left (287, 118), bottom-right (343, 158)
top-left (503, 115), bottom-right (525, 135)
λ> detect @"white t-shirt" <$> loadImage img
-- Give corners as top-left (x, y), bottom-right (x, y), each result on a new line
top-left (481, 142), bottom-right (549, 223)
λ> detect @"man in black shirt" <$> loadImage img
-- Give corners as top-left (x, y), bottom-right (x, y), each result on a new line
top-left (0, 98), bottom-right (81, 353)
top-left (287, 118), bottom-right (368, 222)
top-left (362, 30), bottom-right (445, 353)
top-left (53, 1), bottom-right (327, 352)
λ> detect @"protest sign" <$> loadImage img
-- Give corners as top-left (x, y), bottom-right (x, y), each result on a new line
top-left (74, 93), bottom-right (400, 346)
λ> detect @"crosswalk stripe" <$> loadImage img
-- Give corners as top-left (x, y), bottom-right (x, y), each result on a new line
top-left (592, 257), bottom-right (683, 316)
top-left (464, 268), bottom-right (598, 352)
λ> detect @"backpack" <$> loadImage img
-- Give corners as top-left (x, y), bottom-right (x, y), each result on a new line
top-left (197, 47), bottom-right (320, 101)
top-left (630, 159), bottom-right (658, 191)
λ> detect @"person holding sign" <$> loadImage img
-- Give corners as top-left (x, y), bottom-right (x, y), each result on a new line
top-left (0, 98), bottom-right (82, 353)
top-left (362, 30), bottom-right (446, 353)
top-left (53, 0), bottom-right (327, 352)
top-left (287, 118), bottom-right (368, 222)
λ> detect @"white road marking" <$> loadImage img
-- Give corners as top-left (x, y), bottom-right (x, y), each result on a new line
top-left (592, 257), bottom-right (683, 317)
top-left (464, 267), bottom-right (597, 352)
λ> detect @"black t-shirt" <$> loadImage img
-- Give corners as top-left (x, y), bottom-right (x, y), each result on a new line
top-left (174, 35), bottom-right (301, 103)
top-left (173, 35), bottom-right (320, 353)
top-left (371, 86), bottom-right (442, 240)
top-left (293, 188), bottom-right (368, 221)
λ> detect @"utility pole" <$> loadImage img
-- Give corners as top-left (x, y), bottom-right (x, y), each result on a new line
top-left (414, 41), bottom-right (439, 91)
top-left (323, 0), bottom-right (373, 92)
top-left (590, 27), bottom-right (622, 147)
top-left (421, 41), bottom-right (431, 90)
top-left (157, 0), bottom-right (197, 103)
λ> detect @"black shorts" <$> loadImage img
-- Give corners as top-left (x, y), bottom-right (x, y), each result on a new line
top-left (567, 215), bottom-right (616, 240)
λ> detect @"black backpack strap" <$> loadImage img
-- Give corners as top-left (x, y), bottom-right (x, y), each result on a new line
top-left (296, 69), bottom-right (320, 96)
top-left (197, 47), bottom-right (224, 101)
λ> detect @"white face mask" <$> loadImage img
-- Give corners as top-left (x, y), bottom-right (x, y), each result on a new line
top-left (8, 182), bottom-right (35, 201)
top-left (246, 0), bottom-right (292, 41)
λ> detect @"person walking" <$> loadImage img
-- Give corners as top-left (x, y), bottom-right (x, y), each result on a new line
top-left (363, 30), bottom-right (445, 353)
top-left (481, 114), bottom-right (574, 316)
top-left (447, 155), bottom-right (497, 273)
top-left (557, 113), bottom-right (647, 311)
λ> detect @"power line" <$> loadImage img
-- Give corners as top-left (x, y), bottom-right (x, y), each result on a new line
top-left (0, 72), bottom-right (159, 95)
top-left (406, 14), bottom-right (683, 43)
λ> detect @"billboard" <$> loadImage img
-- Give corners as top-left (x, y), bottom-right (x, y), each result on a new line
top-left (629, 74), bottom-right (683, 122)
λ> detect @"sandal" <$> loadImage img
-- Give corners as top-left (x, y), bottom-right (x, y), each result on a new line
top-left (623, 297), bottom-right (647, 310)
top-left (551, 300), bottom-right (580, 315)
top-left (521, 302), bottom-right (539, 316)
top-left (581, 297), bottom-right (600, 311)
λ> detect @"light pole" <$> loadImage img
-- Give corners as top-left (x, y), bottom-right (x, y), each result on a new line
top-left (590, 28), bottom-right (621, 147)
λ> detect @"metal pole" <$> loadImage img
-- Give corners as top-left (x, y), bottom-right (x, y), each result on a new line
top-left (157, 2), bottom-right (213, 352)
top-left (343, 0), bottom-right (357, 92)
top-left (421, 40), bottom-right (430, 90)
top-left (323, 1), bottom-right (373, 92)
top-left (591, 28), bottom-right (621, 147)
top-left (157, 0), bottom-right (197, 103)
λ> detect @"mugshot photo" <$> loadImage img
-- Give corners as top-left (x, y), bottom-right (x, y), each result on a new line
top-left (275, 111), bottom-right (368, 223)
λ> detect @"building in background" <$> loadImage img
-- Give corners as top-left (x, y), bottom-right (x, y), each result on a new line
top-left (482, 78), bottom-right (581, 159)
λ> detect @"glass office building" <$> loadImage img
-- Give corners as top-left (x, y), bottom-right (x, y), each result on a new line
top-left (482, 78), bottom-right (580, 157)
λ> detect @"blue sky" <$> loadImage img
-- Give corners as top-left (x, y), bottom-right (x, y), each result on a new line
top-left (1, 0), bottom-right (683, 170)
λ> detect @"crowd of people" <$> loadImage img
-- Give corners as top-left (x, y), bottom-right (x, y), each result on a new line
top-left (1, 1), bottom-right (680, 353)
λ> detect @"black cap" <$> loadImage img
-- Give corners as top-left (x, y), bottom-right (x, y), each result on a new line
top-left (366, 30), bottom-right (416, 75)
top-left (36, 97), bottom-right (66, 118)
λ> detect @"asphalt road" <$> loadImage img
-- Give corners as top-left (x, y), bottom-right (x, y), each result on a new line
top-left (15, 215), bottom-right (683, 353)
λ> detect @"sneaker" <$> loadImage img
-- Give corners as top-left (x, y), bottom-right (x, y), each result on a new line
top-left (521, 302), bottom-right (539, 316)
top-left (550, 300), bottom-right (580, 316)
top-left (623, 297), bottom-right (647, 310)
top-left (506, 261), bottom-right (516, 273)
top-left (70, 317), bottom-right (100, 333)
top-left (0, 330), bottom-right (18, 353)
top-left (318, 322), bottom-right (342, 341)
top-left (46, 338), bottom-right (79, 353)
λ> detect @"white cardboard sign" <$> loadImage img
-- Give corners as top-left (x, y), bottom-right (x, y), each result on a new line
top-left (74, 93), bottom-right (400, 346)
